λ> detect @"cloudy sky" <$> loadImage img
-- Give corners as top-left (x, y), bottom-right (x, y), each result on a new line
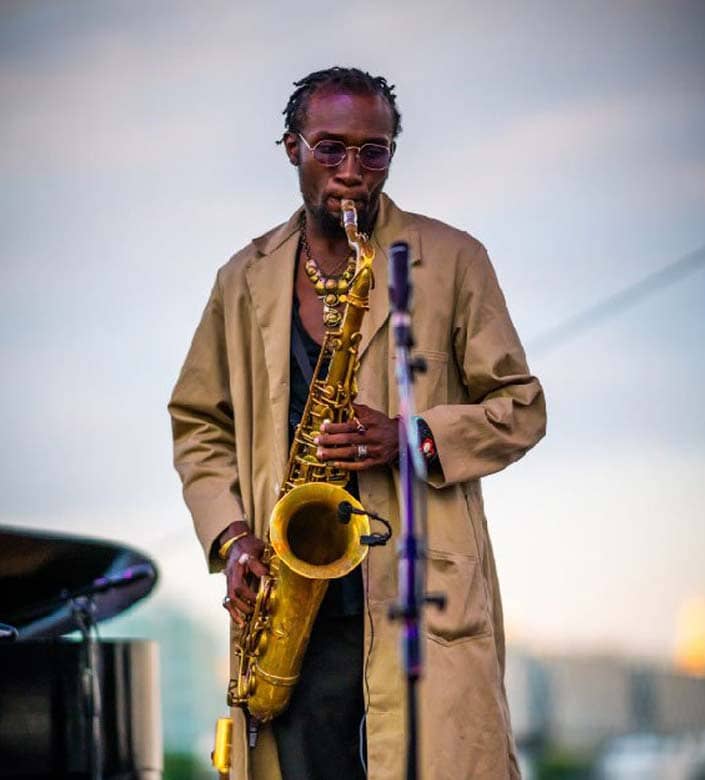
top-left (2, 0), bottom-right (704, 668)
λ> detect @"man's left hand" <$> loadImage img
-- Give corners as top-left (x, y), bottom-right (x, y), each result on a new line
top-left (315, 403), bottom-right (398, 471)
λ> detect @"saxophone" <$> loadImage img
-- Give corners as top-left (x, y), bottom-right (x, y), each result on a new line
top-left (212, 200), bottom-right (374, 767)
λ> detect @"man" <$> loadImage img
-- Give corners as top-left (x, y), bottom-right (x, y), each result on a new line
top-left (169, 67), bottom-right (546, 780)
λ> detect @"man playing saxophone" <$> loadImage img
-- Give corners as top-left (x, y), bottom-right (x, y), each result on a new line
top-left (169, 66), bottom-right (546, 780)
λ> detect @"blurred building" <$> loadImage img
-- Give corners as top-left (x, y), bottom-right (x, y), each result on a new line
top-left (100, 605), bottom-right (705, 773)
top-left (507, 647), bottom-right (705, 753)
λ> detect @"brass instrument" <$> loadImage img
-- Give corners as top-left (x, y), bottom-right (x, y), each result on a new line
top-left (212, 200), bottom-right (375, 766)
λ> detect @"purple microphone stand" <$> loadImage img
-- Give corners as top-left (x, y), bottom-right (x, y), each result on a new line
top-left (387, 242), bottom-right (446, 780)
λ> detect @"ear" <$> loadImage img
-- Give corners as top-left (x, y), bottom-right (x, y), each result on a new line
top-left (283, 133), bottom-right (300, 166)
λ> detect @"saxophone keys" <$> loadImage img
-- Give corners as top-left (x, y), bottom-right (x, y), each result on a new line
top-left (323, 308), bottom-right (342, 327)
top-left (256, 631), bottom-right (269, 654)
top-left (246, 669), bottom-right (257, 697)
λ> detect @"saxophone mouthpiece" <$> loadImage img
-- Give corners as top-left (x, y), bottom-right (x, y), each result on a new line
top-left (341, 199), bottom-right (356, 228)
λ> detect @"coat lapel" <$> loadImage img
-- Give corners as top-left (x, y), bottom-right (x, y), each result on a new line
top-left (245, 211), bottom-right (301, 485)
top-left (359, 193), bottom-right (422, 360)
top-left (243, 196), bottom-right (420, 480)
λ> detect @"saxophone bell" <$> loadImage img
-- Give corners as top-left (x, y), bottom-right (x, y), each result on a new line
top-left (270, 483), bottom-right (369, 579)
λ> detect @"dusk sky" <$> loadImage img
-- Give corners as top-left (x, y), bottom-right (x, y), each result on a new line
top-left (2, 0), bottom-right (704, 671)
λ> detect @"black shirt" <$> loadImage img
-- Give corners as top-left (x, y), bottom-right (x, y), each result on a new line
top-left (288, 296), bottom-right (364, 617)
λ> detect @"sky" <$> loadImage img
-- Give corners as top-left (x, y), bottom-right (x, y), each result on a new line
top-left (2, 0), bottom-right (704, 682)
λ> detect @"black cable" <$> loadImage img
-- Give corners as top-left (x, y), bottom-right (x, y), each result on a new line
top-left (527, 244), bottom-right (705, 356)
top-left (338, 501), bottom-right (392, 547)
top-left (359, 555), bottom-right (374, 777)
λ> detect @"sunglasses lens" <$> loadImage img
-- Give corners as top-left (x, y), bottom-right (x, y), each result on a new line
top-left (312, 140), bottom-right (347, 166)
top-left (309, 139), bottom-right (392, 170)
top-left (359, 144), bottom-right (391, 170)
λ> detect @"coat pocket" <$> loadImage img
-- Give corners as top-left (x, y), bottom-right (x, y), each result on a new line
top-left (389, 350), bottom-right (448, 415)
top-left (424, 549), bottom-right (491, 645)
top-left (414, 350), bottom-right (448, 412)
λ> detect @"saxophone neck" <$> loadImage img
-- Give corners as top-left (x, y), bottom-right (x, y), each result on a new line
top-left (341, 199), bottom-right (374, 273)
top-left (341, 199), bottom-right (358, 240)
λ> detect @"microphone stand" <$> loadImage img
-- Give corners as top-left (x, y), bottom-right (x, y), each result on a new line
top-left (63, 566), bottom-right (154, 780)
top-left (71, 596), bottom-right (103, 780)
top-left (387, 242), bottom-right (445, 780)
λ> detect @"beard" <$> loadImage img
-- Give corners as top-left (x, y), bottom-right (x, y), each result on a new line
top-left (308, 198), bottom-right (376, 238)
top-left (310, 203), bottom-right (346, 238)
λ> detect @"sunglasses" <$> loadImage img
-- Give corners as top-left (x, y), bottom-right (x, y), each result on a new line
top-left (298, 133), bottom-right (393, 171)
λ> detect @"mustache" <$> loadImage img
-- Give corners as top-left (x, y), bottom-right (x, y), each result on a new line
top-left (313, 201), bottom-right (374, 237)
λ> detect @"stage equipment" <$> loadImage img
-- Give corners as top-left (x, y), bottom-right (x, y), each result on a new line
top-left (0, 526), bottom-right (161, 780)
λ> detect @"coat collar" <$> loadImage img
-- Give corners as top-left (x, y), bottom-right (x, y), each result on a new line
top-left (245, 193), bottom-right (421, 482)
top-left (362, 193), bottom-right (421, 358)
top-left (245, 216), bottom-right (300, 484)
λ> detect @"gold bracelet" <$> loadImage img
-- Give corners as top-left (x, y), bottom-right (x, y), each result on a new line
top-left (218, 530), bottom-right (249, 561)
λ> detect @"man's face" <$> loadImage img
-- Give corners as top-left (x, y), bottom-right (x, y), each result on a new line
top-left (284, 89), bottom-right (395, 236)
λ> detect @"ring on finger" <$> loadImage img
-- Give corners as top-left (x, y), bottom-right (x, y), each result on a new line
top-left (238, 552), bottom-right (250, 566)
top-left (356, 443), bottom-right (368, 461)
top-left (222, 596), bottom-right (232, 609)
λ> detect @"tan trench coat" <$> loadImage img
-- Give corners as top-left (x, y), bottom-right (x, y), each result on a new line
top-left (169, 193), bottom-right (546, 779)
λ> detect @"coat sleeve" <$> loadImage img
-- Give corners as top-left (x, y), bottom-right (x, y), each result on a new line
top-left (168, 270), bottom-right (247, 571)
top-left (421, 239), bottom-right (546, 487)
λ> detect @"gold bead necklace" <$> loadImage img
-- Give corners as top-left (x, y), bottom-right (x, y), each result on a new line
top-left (299, 214), bottom-right (356, 328)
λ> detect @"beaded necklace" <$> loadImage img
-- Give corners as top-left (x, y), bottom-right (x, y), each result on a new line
top-left (299, 213), bottom-right (356, 327)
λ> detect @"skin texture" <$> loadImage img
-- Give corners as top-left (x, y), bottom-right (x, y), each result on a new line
top-left (222, 88), bottom-right (400, 625)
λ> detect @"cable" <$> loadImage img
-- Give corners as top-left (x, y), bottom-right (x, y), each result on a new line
top-left (358, 555), bottom-right (374, 777)
top-left (527, 244), bottom-right (705, 356)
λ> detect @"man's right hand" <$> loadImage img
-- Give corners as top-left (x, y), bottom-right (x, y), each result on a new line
top-left (219, 523), bottom-right (268, 627)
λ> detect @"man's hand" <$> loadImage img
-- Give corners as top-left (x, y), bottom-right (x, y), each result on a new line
top-left (314, 403), bottom-right (399, 471)
top-left (221, 526), bottom-right (268, 627)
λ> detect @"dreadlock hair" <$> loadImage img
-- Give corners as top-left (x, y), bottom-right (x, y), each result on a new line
top-left (278, 66), bottom-right (402, 142)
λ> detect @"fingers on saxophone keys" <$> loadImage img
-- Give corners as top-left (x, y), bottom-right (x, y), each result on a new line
top-left (235, 581), bottom-right (258, 605)
top-left (329, 444), bottom-right (372, 471)
top-left (330, 460), bottom-right (365, 472)
top-left (316, 445), bottom-right (357, 462)
top-left (245, 555), bottom-right (269, 579)
top-left (222, 595), bottom-right (246, 626)
top-left (231, 608), bottom-right (246, 628)
top-left (227, 594), bottom-right (254, 625)
top-left (353, 418), bottom-right (367, 435)
top-left (320, 421), bottom-right (359, 435)
top-left (316, 432), bottom-right (361, 447)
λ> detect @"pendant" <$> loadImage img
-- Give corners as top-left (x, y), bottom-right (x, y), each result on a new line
top-left (323, 306), bottom-right (342, 327)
